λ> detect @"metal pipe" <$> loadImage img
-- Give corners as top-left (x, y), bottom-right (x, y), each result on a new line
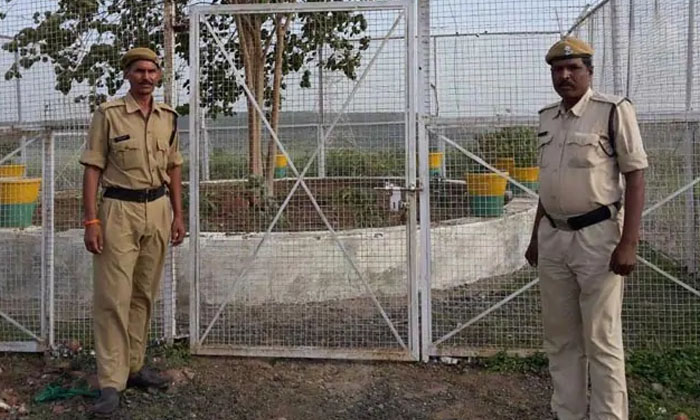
top-left (317, 46), bottom-right (325, 177)
top-left (567, 0), bottom-right (613, 35)
top-left (188, 9), bottom-right (202, 351)
top-left (406, 0), bottom-right (420, 361)
top-left (41, 131), bottom-right (55, 348)
top-left (610, 0), bottom-right (623, 96)
top-left (625, 0), bottom-right (635, 96)
top-left (162, 0), bottom-right (177, 346)
top-left (683, 0), bottom-right (696, 272)
top-left (163, 0), bottom-right (176, 106)
top-left (417, 0), bottom-right (432, 363)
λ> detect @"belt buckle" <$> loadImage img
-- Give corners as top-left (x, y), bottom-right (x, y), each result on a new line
top-left (552, 218), bottom-right (573, 231)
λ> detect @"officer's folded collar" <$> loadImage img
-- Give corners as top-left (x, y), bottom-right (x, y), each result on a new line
top-left (555, 88), bottom-right (593, 118)
top-left (124, 92), bottom-right (162, 114)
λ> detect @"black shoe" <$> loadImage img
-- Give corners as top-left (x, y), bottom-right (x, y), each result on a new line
top-left (127, 366), bottom-right (170, 390)
top-left (91, 387), bottom-right (119, 417)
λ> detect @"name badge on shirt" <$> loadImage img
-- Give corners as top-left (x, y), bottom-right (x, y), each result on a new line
top-left (112, 134), bottom-right (131, 143)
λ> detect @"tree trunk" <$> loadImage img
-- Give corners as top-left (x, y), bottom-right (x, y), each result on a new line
top-left (264, 14), bottom-right (291, 196)
top-left (236, 13), bottom-right (263, 178)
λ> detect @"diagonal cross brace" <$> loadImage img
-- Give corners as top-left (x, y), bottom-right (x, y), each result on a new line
top-left (428, 133), bottom-right (700, 349)
top-left (198, 13), bottom-right (408, 349)
top-left (0, 309), bottom-right (42, 342)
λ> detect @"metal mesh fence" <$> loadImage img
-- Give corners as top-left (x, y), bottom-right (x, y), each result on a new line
top-left (188, 2), bottom-right (416, 359)
top-left (426, 0), bottom-right (699, 356)
top-left (0, 0), bottom-right (177, 351)
top-left (573, 0), bottom-right (700, 349)
top-left (1, 0), bottom-right (698, 358)
top-left (0, 133), bottom-right (45, 351)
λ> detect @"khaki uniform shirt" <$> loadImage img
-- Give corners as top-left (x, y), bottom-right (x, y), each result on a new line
top-left (79, 92), bottom-right (184, 189)
top-left (538, 88), bottom-right (648, 218)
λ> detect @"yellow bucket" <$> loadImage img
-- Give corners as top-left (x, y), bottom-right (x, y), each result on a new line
top-left (465, 172), bottom-right (508, 196)
top-left (0, 178), bottom-right (42, 204)
top-left (275, 154), bottom-right (288, 169)
top-left (494, 157), bottom-right (515, 176)
top-left (512, 166), bottom-right (539, 182)
top-left (0, 164), bottom-right (26, 178)
top-left (429, 152), bottom-right (444, 169)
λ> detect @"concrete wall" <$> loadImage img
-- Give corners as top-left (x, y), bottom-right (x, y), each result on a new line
top-left (0, 199), bottom-right (536, 320)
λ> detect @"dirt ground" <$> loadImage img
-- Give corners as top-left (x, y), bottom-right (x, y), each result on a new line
top-left (0, 349), bottom-right (553, 420)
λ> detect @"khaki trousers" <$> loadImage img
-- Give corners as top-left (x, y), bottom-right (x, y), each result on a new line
top-left (93, 195), bottom-right (171, 390)
top-left (538, 217), bottom-right (627, 420)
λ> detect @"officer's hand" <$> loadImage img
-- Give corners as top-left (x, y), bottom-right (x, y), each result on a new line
top-left (525, 239), bottom-right (538, 267)
top-left (84, 224), bottom-right (103, 254)
top-left (609, 241), bottom-right (637, 276)
top-left (171, 216), bottom-right (185, 246)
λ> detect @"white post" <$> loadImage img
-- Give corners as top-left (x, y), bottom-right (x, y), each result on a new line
top-left (417, 0), bottom-right (433, 362)
top-left (318, 46), bottom-right (326, 178)
top-left (610, 0), bottom-right (624, 96)
top-left (201, 116), bottom-right (210, 181)
top-left (162, 0), bottom-right (177, 345)
top-left (41, 130), bottom-right (55, 349)
top-left (189, 8), bottom-right (202, 351)
top-left (683, 0), bottom-right (696, 272)
top-left (406, 0), bottom-right (420, 361)
top-left (625, 0), bottom-right (635, 96)
top-left (163, 0), bottom-right (176, 106)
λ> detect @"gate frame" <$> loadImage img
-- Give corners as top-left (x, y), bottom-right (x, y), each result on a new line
top-left (188, 0), bottom-right (420, 361)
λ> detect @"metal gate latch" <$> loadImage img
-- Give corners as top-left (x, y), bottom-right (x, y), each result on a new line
top-left (374, 181), bottom-right (422, 212)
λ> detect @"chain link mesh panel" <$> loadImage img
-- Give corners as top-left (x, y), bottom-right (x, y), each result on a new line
top-left (188, 2), bottom-right (417, 359)
top-left (0, 0), bottom-right (181, 351)
top-left (1, 0), bottom-right (698, 358)
top-left (574, 0), bottom-right (700, 350)
top-left (427, 0), bottom-right (699, 356)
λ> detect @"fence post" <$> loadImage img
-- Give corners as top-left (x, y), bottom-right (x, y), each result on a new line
top-left (610, 0), bottom-right (624, 96)
top-left (201, 117), bottom-right (210, 181)
top-left (683, 0), bottom-right (696, 273)
top-left (163, 0), bottom-right (178, 344)
top-left (625, 0), bottom-right (635, 96)
top-left (188, 8), bottom-right (202, 351)
top-left (41, 130), bottom-right (55, 349)
top-left (418, 0), bottom-right (433, 362)
top-left (317, 46), bottom-right (326, 178)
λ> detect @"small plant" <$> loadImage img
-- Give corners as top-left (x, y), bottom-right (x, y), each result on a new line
top-left (326, 149), bottom-right (404, 177)
top-left (513, 128), bottom-right (538, 167)
top-left (476, 126), bottom-right (538, 167)
top-left (332, 186), bottom-right (384, 228)
top-left (473, 351), bottom-right (549, 374)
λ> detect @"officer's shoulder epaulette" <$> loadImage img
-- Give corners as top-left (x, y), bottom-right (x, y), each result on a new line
top-left (158, 102), bottom-right (179, 116)
top-left (591, 91), bottom-right (628, 106)
top-left (538, 102), bottom-right (559, 114)
top-left (98, 98), bottom-right (126, 111)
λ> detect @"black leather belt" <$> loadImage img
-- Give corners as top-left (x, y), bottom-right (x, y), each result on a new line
top-left (545, 201), bottom-right (621, 231)
top-left (103, 185), bottom-right (166, 203)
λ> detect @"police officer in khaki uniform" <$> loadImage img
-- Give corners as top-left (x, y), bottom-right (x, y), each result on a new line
top-left (525, 37), bottom-right (647, 420)
top-left (80, 47), bottom-right (185, 417)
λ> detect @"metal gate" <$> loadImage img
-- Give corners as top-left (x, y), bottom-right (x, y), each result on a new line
top-left (188, 1), bottom-right (419, 360)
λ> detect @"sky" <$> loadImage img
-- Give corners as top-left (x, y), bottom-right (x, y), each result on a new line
top-left (0, 0), bottom-right (696, 125)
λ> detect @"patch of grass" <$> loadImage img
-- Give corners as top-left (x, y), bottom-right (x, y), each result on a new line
top-left (478, 351), bottom-right (549, 374)
top-left (146, 340), bottom-right (192, 369)
top-left (331, 186), bottom-right (385, 228)
top-left (627, 347), bottom-right (700, 419)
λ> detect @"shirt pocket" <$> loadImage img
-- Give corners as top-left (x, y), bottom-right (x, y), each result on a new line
top-left (566, 132), bottom-right (609, 168)
top-left (111, 137), bottom-right (144, 170)
top-left (537, 134), bottom-right (554, 168)
top-left (156, 135), bottom-right (170, 170)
